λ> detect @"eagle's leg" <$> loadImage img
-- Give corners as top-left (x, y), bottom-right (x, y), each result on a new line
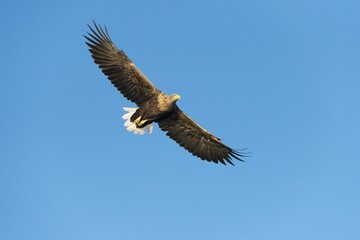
top-left (138, 119), bottom-right (148, 127)
top-left (133, 117), bottom-right (148, 127)
top-left (133, 116), bottom-right (142, 124)
top-left (123, 107), bottom-right (154, 134)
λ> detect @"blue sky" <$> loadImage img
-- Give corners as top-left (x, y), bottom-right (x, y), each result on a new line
top-left (1, 0), bottom-right (360, 239)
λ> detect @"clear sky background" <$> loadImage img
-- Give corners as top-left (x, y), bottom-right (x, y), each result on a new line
top-left (1, 0), bottom-right (359, 239)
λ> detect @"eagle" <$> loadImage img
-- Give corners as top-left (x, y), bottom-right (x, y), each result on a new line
top-left (84, 21), bottom-right (245, 165)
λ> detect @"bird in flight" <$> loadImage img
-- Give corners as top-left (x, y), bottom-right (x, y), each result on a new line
top-left (84, 21), bottom-right (245, 165)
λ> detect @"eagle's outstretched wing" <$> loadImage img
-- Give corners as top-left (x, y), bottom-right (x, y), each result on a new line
top-left (157, 106), bottom-right (244, 165)
top-left (84, 21), bottom-right (160, 106)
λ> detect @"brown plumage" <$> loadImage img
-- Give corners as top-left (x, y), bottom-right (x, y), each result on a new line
top-left (85, 21), bottom-right (245, 165)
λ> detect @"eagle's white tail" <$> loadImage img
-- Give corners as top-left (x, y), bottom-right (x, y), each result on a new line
top-left (122, 107), bottom-right (153, 135)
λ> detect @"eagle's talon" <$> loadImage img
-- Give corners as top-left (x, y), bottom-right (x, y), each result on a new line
top-left (133, 116), bottom-right (141, 124)
top-left (138, 119), bottom-right (147, 127)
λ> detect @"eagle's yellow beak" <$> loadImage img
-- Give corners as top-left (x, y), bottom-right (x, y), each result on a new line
top-left (173, 94), bottom-right (181, 101)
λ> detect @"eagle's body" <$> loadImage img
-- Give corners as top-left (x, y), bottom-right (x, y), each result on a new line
top-left (131, 93), bottom-right (180, 127)
top-left (85, 21), bottom-right (245, 165)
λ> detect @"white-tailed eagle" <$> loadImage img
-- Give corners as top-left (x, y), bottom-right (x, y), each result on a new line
top-left (84, 21), bottom-right (245, 165)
